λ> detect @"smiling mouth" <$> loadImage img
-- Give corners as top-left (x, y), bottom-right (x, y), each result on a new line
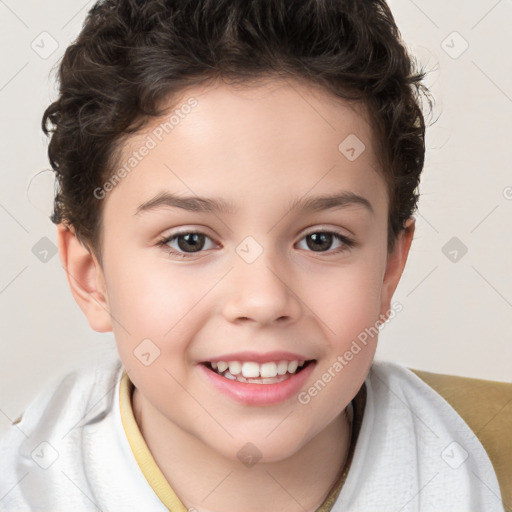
top-left (201, 359), bottom-right (316, 384)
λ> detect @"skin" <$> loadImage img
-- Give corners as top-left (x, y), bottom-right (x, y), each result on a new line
top-left (57, 77), bottom-right (415, 512)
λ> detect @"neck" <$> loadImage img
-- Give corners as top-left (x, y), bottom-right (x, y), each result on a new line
top-left (132, 388), bottom-right (352, 512)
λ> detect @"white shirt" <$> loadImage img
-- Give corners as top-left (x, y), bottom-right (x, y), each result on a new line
top-left (0, 355), bottom-right (505, 511)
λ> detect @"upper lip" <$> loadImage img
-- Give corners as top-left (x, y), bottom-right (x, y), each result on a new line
top-left (200, 351), bottom-right (316, 364)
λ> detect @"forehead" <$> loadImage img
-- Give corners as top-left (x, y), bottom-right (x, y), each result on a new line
top-left (103, 78), bottom-right (387, 222)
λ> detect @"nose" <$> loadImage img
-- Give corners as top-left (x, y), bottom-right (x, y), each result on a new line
top-left (220, 250), bottom-right (302, 326)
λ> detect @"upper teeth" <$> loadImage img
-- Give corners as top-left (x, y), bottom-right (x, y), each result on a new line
top-left (211, 360), bottom-right (306, 378)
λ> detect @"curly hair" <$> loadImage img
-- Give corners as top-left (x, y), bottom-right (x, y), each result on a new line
top-left (42, 0), bottom-right (431, 261)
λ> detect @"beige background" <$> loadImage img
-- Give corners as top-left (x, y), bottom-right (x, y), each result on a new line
top-left (0, 0), bottom-right (511, 436)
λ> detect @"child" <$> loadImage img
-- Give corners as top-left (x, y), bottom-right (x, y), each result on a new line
top-left (0, 0), bottom-right (509, 511)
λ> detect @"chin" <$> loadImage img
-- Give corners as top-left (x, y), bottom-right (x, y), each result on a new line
top-left (214, 431), bottom-right (309, 466)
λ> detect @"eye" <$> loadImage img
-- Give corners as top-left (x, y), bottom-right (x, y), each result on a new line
top-left (156, 230), bottom-right (217, 258)
top-left (296, 230), bottom-right (355, 254)
top-left (156, 229), bottom-right (355, 259)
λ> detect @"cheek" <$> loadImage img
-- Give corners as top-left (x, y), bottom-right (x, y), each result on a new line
top-left (313, 259), bottom-right (386, 338)
top-left (105, 256), bottom-right (208, 334)
top-left (327, 255), bottom-right (387, 384)
top-left (305, 265), bottom-right (384, 417)
top-left (106, 262), bottom-right (203, 400)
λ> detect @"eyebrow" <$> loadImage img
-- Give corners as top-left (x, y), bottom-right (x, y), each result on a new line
top-left (134, 191), bottom-right (374, 216)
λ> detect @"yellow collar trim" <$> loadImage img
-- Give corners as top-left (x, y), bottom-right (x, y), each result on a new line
top-left (119, 370), bottom-right (189, 511)
top-left (119, 369), bottom-right (364, 511)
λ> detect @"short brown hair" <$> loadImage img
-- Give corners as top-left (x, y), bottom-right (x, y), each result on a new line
top-left (43, 0), bottom-right (432, 260)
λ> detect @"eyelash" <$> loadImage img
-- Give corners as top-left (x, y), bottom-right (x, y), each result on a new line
top-left (155, 229), bottom-right (356, 259)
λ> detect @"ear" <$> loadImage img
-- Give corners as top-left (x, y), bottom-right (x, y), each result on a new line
top-left (379, 217), bottom-right (415, 320)
top-left (56, 223), bottom-right (112, 332)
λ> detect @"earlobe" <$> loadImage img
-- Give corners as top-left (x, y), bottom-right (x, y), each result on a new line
top-left (56, 223), bottom-right (112, 333)
top-left (379, 217), bottom-right (415, 320)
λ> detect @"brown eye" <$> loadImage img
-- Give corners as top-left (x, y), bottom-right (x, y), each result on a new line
top-left (157, 231), bottom-right (216, 257)
top-left (175, 233), bottom-right (206, 253)
top-left (306, 232), bottom-right (334, 251)
top-left (297, 231), bottom-right (354, 254)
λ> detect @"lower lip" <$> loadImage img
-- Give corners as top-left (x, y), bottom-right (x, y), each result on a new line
top-left (198, 361), bottom-right (316, 406)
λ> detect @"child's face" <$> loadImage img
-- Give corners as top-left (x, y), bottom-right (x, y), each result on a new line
top-left (69, 78), bottom-right (412, 462)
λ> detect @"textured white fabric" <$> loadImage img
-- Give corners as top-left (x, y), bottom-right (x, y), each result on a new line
top-left (333, 362), bottom-right (505, 511)
top-left (0, 356), bottom-right (505, 512)
top-left (0, 356), bottom-right (166, 512)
